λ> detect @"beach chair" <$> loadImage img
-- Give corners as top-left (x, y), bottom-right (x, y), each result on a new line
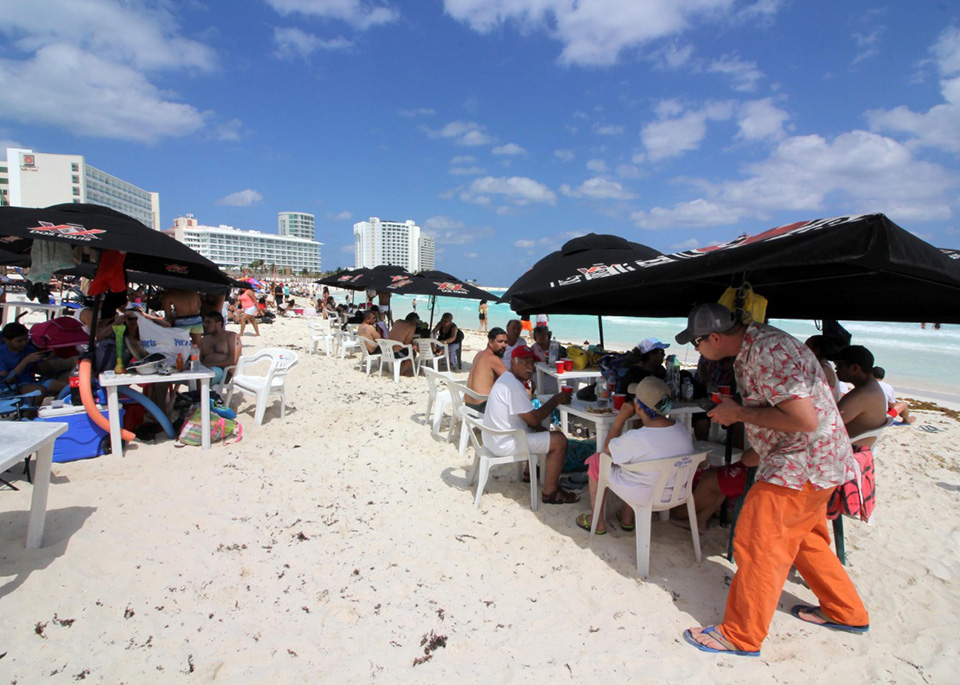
top-left (422, 367), bottom-right (454, 437)
top-left (446, 381), bottom-right (489, 458)
top-left (336, 331), bottom-right (361, 359)
top-left (832, 415), bottom-right (894, 564)
top-left (590, 450), bottom-right (708, 578)
top-left (462, 412), bottom-right (545, 512)
top-left (414, 338), bottom-right (450, 376)
top-left (376, 338), bottom-right (414, 383)
top-left (356, 338), bottom-right (380, 376)
top-left (224, 348), bottom-right (299, 426)
top-left (307, 320), bottom-right (336, 357)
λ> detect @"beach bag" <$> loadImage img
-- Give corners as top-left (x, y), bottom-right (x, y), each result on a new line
top-left (718, 282), bottom-right (768, 325)
top-left (177, 407), bottom-right (242, 447)
top-left (29, 317), bottom-right (88, 349)
top-left (137, 313), bottom-right (192, 358)
top-left (566, 345), bottom-right (589, 370)
top-left (827, 447), bottom-right (875, 523)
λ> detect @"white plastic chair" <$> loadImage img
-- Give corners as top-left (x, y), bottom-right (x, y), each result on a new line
top-left (590, 450), bottom-right (708, 577)
top-left (224, 348), bottom-right (299, 426)
top-left (422, 367), bottom-right (455, 437)
top-left (376, 338), bottom-right (414, 383)
top-left (414, 338), bottom-right (450, 375)
top-left (447, 380), bottom-right (490, 457)
top-left (336, 331), bottom-right (361, 359)
top-left (356, 337), bottom-right (380, 375)
top-left (462, 413), bottom-right (545, 511)
top-left (308, 320), bottom-right (335, 357)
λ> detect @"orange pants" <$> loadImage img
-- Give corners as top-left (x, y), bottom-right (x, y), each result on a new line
top-left (718, 481), bottom-right (869, 652)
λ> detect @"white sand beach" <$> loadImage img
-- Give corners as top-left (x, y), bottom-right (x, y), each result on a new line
top-left (2, 314), bottom-right (960, 682)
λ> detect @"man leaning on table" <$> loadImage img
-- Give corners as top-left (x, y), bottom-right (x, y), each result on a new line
top-left (482, 345), bottom-right (579, 504)
top-left (679, 303), bottom-right (869, 657)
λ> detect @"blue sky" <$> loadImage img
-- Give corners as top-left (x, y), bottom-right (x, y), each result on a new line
top-left (2, 0), bottom-right (959, 285)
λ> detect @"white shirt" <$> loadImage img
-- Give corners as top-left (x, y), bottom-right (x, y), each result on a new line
top-left (607, 422), bottom-right (694, 506)
top-left (483, 371), bottom-right (535, 455)
top-left (877, 380), bottom-right (897, 407)
top-left (502, 339), bottom-right (527, 368)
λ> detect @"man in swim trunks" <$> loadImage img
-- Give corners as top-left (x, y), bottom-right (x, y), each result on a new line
top-left (357, 309), bottom-right (382, 355)
top-left (199, 312), bottom-right (241, 387)
top-left (833, 345), bottom-right (888, 445)
top-left (162, 288), bottom-right (203, 345)
top-left (465, 327), bottom-right (507, 412)
top-left (386, 312), bottom-right (419, 376)
top-left (377, 291), bottom-right (393, 327)
top-left (679, 303), bottom-right (868, 656)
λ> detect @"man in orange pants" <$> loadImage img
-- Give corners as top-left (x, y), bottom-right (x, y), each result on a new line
top-left (676, 304), bottom-right (869, 656)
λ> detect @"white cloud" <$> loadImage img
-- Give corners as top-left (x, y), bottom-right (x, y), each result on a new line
top-left (423, 215), bottom-right (495, 243)
top-left (561, 176), bottom-right (636, 200)
top-left (443, 0), bottom-right (774, 66)
top-left (339, 243), bottom-right (355, 254)
top-left (327, 210), bottom-right (353, 220)
top-left (586, 158), bottom-right (607, 173)
top-left (463, 251), bottom-right (479, 258)
top-left (669, 237), bottom-right (701, 250)
top-left (736, 98), bottom-right (789, 141)
top-left (214, 118), bottom-right (245, 142)
top-left (265, 0), bottom-right (400, 30)
top-left (867, 27), bottom-right (960, 154)
top-left (460, 176), bottom-right (557, 206)
top-left (449, 165), bottom-right (486, 175)
top-left (641, 100), bottom-right (734, 161)
top-left (273, 27), bottom-right (352, 60)
top-left (595, 124), bottom-right (625, 135)
top-left (398, 107), bottom-right (436, 117)
top-left (450, 155), bottom-right (476, 164)
top-left (514, 239), bottom-right (536, 248)
top-left (632, 130), bottom-right (955, 229)
top-left (216, 189), bottom-right (263, 207)
top-left (616, 164), bottom-right (643, 179)
top-left (708, 55), bottom-right (764, 92)
top-left (554, 149), bottom-right (575, 162)
top-left (0, 1), bottom-right (215, 142)
top-left (492, 143), bottom-right (526, 155)
top-left (424, 120), bottom-right (494, 146)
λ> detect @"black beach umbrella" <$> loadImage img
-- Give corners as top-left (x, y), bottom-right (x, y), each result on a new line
top-left (503, 233), bottom-right (663, 347)
top-left (508, 214), bottom-right (960, 324)
top-left (383, 270), bottom-right (500, 328)
top-left (316, 264), bottom-right (411, 293)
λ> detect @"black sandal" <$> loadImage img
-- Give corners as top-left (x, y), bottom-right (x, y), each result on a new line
top-left (541, 488), bottom-right (580, 504)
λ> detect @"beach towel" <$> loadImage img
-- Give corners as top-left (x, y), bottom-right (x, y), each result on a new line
top-left (827, 445), bottom-right (875, 523)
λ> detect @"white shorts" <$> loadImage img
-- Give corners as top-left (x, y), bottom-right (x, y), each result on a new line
top-left (525, 430), bottom-right (551, 456)
top-left (243, 306), bottom-right (257, 316)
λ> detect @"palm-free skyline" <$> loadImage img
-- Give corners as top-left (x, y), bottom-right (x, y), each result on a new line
top-left (2, 1), bottom-right (958, 284)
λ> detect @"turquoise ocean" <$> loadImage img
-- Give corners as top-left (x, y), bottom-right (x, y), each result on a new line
top-left (360, 290), bottom-right (960, 405)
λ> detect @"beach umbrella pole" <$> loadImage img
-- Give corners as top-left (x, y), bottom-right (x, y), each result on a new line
top-left (429, 295), bottom-right (436, 329)
top-left (597, 315), bottom-right (605, 349)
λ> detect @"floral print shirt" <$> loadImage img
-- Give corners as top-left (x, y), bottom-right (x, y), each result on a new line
top-left (735, 323), bottom-right (855, 490)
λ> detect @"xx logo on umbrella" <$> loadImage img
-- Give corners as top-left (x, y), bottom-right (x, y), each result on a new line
top-left (165, 264), bottom-right (189, 274)
top-left (388, 276), bottom-right (413, 289)
top-left (574, 263), bottom-right (633, 281)
top-left (435, 282), bottom-right (467, 294)
top-left (30, 221), bottom-right (105, 241)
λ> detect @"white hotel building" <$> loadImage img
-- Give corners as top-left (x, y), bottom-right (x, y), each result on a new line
top-left (353, 217), bottom-right (436, 272)
top-left (1, 147), bottom-right (160, 230)
top-left (169, 214), bottom-right (322, 273)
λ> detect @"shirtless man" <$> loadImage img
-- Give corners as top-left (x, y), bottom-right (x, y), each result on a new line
top-left (199, 312), bottom-right (241, 387)
top-left (833, 345), bottom-right (888, 446)
top-left (872, 366), bottom-right (915, 424)
top-left (357, 309), bottom-right (382, 355)
top-left (161, 288), bottom-right (203, 345)
top-left (386, 312), bottom-right (419, 376)
top-left (465, 327), bottom-right (507, 412)
top-left (377, 291), bottom-right (394, 327)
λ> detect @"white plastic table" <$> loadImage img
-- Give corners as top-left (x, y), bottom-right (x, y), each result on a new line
top-left (99, 367), bottom-right (215, 455)
top-left (0, 300), bottom-right (65, 325)
top-left (2, 421), bottom-right (69, 548)
top-left (552, 396), bottom-right (638, 451)
top-left (535, 362), bottom-right (601, 393)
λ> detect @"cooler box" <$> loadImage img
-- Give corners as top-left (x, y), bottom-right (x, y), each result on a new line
top-left (37, 403), bottom-right (123, 462)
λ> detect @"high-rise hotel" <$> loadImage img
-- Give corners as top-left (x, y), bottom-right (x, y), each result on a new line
top-left (0, 147), bottom-right (160, 230)
top-left (353, 217), bottom-right (436, 272)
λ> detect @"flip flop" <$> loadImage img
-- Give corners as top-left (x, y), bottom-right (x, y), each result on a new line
top-left (683, 626), bottom-right (760, 657)
top-left (541, 488), bottom-right (580, 505)
top-left (575, 513), bottom-right (605, 534)
top-left (918, 425), bottom-right (944, 433)
top-left (790, 605), bottom-right (869, 634)
top-left (617, 510), bottom-right (635, 532)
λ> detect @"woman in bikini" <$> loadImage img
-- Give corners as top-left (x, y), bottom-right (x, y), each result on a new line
top-left (478, 300), bottom-right (488, 334)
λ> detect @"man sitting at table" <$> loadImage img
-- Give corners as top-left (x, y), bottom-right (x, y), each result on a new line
top-left (385, 312), bottom-right (420, 376)
top-left (575, 377), bottom-right (694, 534)
top-left (502, 319), bottom-right (526, 364)
top-left (618, 338), bottom-right (669, 398)
top-left (357, 309), bottom-right (382, 355)
top-left (199, 312), bottom-right (242, 387)
top-left (530, 325), bottom-right (560, 395)
top-left (483, 345), bottom-right (579, 504)
top-left (465, 327), bottom-right (507, 412)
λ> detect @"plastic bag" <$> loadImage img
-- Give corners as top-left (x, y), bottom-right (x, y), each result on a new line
top-left (136, 313), bottom-right (192, 359)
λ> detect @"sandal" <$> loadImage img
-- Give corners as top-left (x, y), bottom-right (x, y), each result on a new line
top-left (790, 605), bottom-right (869, 634)
top-left (541, 488), bottom-right (580, 505)
top-left (617, 510), bottom-right (635, 532)
top-left (683, 626), bottom-right (760, 657)
top-left (575, 513), bottom-right (605, 534)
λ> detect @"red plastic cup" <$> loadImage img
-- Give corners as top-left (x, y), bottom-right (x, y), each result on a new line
top-left (561, 386), bottom-right (574, 395)
top-left (564, 359), bottom-right (574, 371)
top-left (556, 361), bottom-right (565, 374)
top-left (613, 393), bottom-right (626, 410)
top-left (719, 385), bottom-right (731, 396)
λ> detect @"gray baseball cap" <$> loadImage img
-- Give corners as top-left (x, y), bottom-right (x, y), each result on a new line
top-left (675, 303), bottom-right (738, 345)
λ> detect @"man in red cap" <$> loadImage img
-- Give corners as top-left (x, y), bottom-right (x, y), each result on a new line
top-left (482, 345), bottom-right (578, 504)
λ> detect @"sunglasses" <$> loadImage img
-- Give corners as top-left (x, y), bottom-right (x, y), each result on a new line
top-left (692, 335), bottom-right (707, 348)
